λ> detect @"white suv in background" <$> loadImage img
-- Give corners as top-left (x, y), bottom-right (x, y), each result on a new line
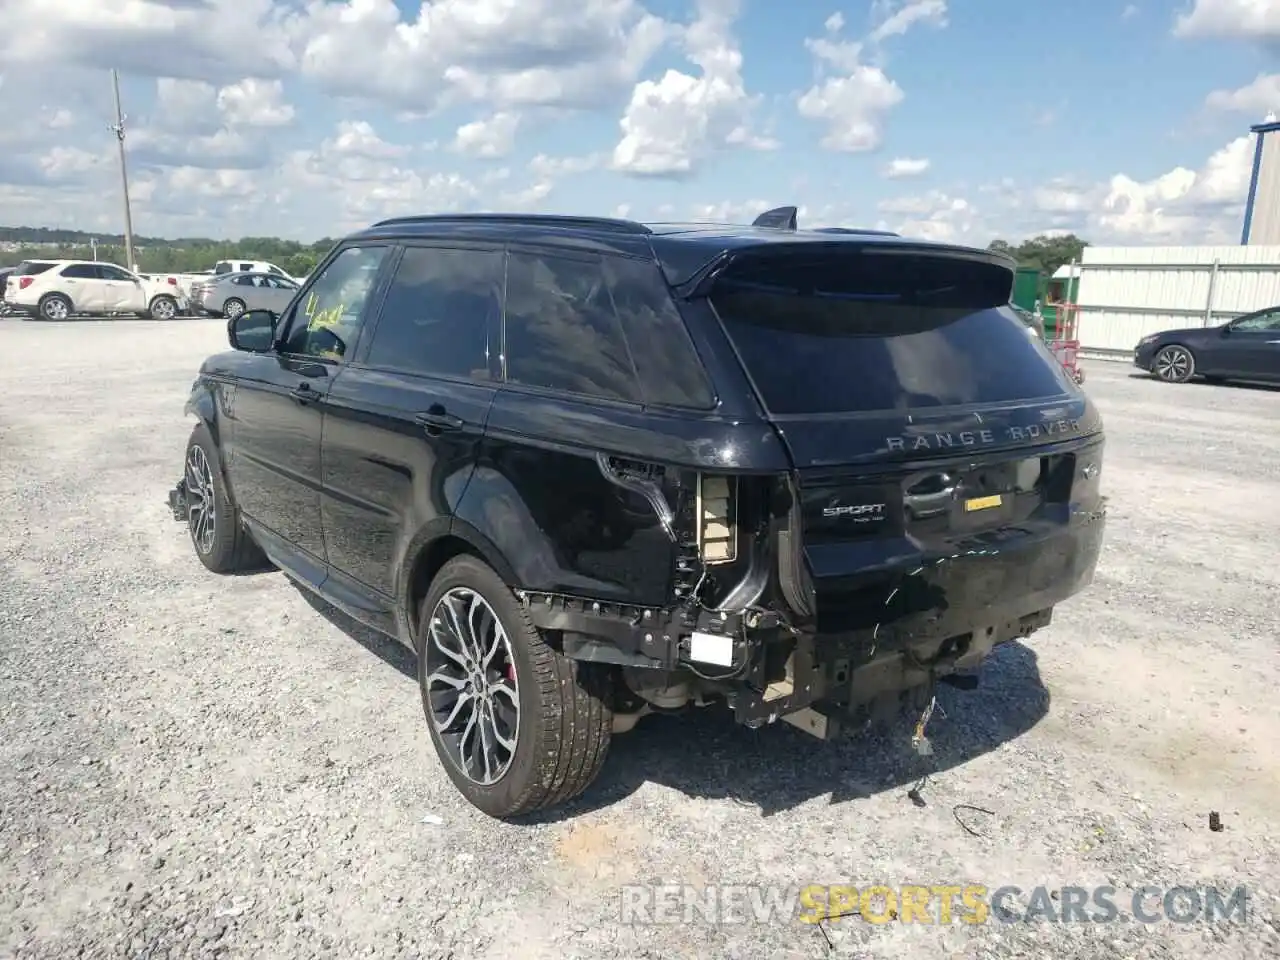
top-left (4, 260), bottom-right (188, 321)
top-left (212, 259), bottom-right (297, 282)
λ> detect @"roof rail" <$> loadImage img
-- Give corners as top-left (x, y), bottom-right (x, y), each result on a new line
top-left (367, 213), bottom-right (653, 235)
top-left (751, 206), bottom-right (798, 231)
top-left (813, 226), bottom-right (901, 237)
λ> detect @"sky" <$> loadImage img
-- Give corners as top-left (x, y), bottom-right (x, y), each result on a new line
top-left (0, 0), bottom-right (1277, 247)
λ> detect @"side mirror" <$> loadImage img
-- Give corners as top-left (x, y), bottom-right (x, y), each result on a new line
top-left (228, 309), bottom-right (277, 352)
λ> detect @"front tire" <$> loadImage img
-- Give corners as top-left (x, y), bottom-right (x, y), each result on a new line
top-left (417, 555), bottom-right (613, 819)
top-left (183, 423), bottom-right (266, 573)
top-left (149, 295), bottom-right (178, 321)
top-left (1153, 344), bottom-right (1195, 383)
top-left (39, 294), bottom-right (71, 321)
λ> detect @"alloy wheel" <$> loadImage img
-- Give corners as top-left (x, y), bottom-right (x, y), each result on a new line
top-left (1154, 346), bottom-right (1191, 382)
top-left (185, 444), bottom-right (216, 555)
top-left (225, 300), bottom-right (245, 320)
top-left (153, 298), bottom-right (176, 320)
top-left (43, 298), bottom-right (68, 321)
top-left (424, 587), bottom-right (520, 785)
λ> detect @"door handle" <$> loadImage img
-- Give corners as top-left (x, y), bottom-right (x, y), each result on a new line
top-left (290, 383), bottom-right (316, 403)
top-left (414, 408), bottom-right (465, 433)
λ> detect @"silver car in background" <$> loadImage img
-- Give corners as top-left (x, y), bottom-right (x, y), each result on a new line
top-left (190, 271), bottom-right (300, 319)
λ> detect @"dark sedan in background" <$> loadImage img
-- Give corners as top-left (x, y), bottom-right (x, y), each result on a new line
top-left (1133, 306), bottom-right (1280, 385)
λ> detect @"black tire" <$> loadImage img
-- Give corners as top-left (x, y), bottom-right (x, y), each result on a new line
top-left (38, 294), bottom-right (71, 322)
top-left (1153, 344), bottom-right (1195, 383)
top-left (183, 423), bottom-right (266, 573)
top-left (416, 555), bottom-right (613, 819)
top-left (223, 298), bottom-right (246, 320)
top-left (149, 295), bottom-right (178, 321)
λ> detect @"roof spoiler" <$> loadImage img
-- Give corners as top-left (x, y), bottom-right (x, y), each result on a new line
top-left (751, 206), bottom-right (798, 231)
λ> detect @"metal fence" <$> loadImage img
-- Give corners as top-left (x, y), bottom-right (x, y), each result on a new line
top-left (1070, 244), bottom-right (1280, 359)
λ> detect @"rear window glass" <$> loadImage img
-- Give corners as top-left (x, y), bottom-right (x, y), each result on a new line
top-left (14, 261), bottom-right (56, 276)
top-left (709, 249), bottom-right (1073, 415)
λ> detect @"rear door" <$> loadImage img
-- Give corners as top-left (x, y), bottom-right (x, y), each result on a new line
top-left (320, 242), bottom-right (502, 601)
top-left (704, 243), bottom-right (1102, 625)
top-left (55, 263), bottom-right (106, 309)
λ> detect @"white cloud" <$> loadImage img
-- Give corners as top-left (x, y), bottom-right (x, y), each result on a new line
top-left (0, 0), bottom-right (670, 116)
top-left (866, 0), bottom-right (948, 44)
top-left (216, 79), bottom-right (295, 127)
top-left (797, 2), bottom-right (947, 153)
top-left (1174, 0), bottom-right (1280, 40)
top-left (878, 190), bottom-right (974, 241)
top-left (612, 0), bottom-right (776, 177)
top-left (1122, 4), bottom-right (1139, 19)
top-left (452, 112), bottom-right (521, 158)
top-left (883, 156), bottom-right (930, 178)
top-left (1095, 135), bottom-right (1253, 242)
top-left (1205, 73), bottom-right (1280, 115)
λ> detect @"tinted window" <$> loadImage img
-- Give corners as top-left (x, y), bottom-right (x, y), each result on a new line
top-left (214, 262), bottom-right (231, 274)
top-left (239, 263), bottom-right (253, 272)
top-left (231, 275), bottom-right (254, 286)
top-left (365, 246), bottom-right (500, 380)
top-left (99, 264), bottom-right (134, 281)
top-left (61, 264), bottom-right (100, 279)
top-left (504, 251), bottom-right (639, 402)
top-left (16, 262), bottom-right (56, 276)
top-left (709, 251), bottom-right (1072, 415)
top-left (280, 245), bottom-right (389, 361)
top-left (603, 255), bottom-right (713, 408)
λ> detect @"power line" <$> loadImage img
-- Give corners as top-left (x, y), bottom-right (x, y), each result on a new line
top-left (109, 69), bottom-right (137, 273)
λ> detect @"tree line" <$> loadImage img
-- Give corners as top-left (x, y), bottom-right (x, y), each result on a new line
top-left (0, 226), bottom-right (336, 277)
top-left (987, 233), bottom-right (1088, 278)
top-left (0, 223), bottom-right (1091, 280)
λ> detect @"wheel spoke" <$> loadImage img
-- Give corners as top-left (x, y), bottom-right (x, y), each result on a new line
top-left (429, 618), bottom-right (469, 669)
top-left (440, 690), bottom-right (476, 730)
top-left (426, 669), bottom-right (467, 690)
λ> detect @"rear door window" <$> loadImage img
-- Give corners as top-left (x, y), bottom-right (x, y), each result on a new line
top-left (709, 249), bottom-right (1073, 415)
top-left (504, 251), bottom-right (640, 403)
top-left (61, 264), bottom-right (101, 279)
top-left (364, 245), bottom-right (501, 380)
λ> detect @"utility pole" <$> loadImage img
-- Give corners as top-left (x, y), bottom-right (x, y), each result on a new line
top-left (109, 69), bottom-right (137, 273)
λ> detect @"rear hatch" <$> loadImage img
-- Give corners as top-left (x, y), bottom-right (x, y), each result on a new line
top-left (706, 241), bottom-right (1104, 634)
top-left (4, 261), bottom-right (58, 301)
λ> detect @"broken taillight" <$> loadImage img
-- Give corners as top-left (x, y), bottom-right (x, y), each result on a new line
top-left (696, 474), bottom-right (738, 564)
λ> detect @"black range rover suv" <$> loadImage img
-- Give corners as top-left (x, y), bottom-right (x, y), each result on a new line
top-left (167, 208), bottom-right (1107, 818)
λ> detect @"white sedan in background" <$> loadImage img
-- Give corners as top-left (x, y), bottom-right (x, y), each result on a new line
top-left (3, 260), bottom-right (188, 321)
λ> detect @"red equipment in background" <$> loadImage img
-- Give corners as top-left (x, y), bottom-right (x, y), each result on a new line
top-left (1050, 302), bottom-right (1084, 384)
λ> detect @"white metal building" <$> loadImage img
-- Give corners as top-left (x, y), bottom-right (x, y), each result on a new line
top-left (1242, 120), bottom-right (1280, 244)
top-left (1073, 244), bottom-right (1280, 355)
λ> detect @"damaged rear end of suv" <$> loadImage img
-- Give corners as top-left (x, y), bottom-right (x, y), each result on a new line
top-left (615, 212), bottom-right (1107, 750)
top-left (166, 208), bottom-right (1105, 820)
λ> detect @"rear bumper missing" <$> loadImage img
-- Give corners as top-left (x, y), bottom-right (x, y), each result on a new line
top-left (537, 503), bottom-right (1106, 737)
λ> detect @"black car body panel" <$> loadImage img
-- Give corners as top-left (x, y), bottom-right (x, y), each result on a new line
top-left (170, 212), bottom-right (1107, 743)
top-left (1133, 309), bottom-right (1280, 383)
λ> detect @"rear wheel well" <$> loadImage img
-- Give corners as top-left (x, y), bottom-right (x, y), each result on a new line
top-left (408, 535), bottom-right (481, 620)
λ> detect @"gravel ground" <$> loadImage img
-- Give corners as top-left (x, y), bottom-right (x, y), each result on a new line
top-left (1, 318), bottom-right (1277, 960)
